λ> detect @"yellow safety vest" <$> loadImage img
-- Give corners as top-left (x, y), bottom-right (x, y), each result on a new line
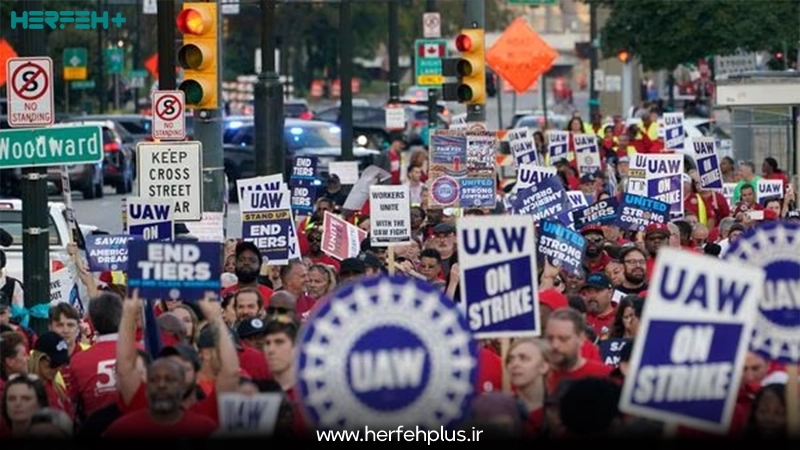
top-left (696, 194), bottom-right (708, 226)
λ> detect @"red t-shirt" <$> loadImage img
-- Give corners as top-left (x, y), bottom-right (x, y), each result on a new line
top-left (221, 284), bottom-right (274, 308)
top-left (581, 339), bottom-right (602, 361)
top-left (586, 252), bottom-right (612, 274)
top-left (294, 294), bottom-right (319, 322)
top-left (102, 409), bottom-right (216, 438)
top-left (547, 359), bottom-right (613, 394)
top-left (45, 379), bottom-right (72, 417)
top-left (523, 407), bottom-right (545, 438)
top-left (307, 253), bottom-right (340, 272)
top-left (586, 304), bottom-right (617, 339)
top-left (67, 336), bottom-right (119, 418)
top-left (238, 345), bottom-right (271, 381)
top-left (475, 346), bottom-right (502, 394)
top-left (118, 381), bottom-right (219, 423)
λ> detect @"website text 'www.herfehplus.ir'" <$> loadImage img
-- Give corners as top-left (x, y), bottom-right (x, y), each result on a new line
top-left (317, 426), bottom-right (483, 444)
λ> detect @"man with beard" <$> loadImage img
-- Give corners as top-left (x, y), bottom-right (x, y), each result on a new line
top-left (221, 242), bottom-right (274, 308)
top-left (429, 223), bottom-right (457, 275)
top-left (545, 308), bottom-right (612, 394)
top-left (615, 247), bottom-right (648, 296)
top-left (304, 227), bottom-right (340, 271)
top-left (642, 223), bottom-right (670, 282)
top-left (102, 358), bottom-right (216, 437)
top-left (580, 225), bottom-right (611, 273)
top-left (579, 273), bottom-right (617, 339)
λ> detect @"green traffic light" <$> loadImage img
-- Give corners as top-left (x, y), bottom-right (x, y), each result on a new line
top-left (179, 80), bottom-right (204, 105)
top-left (457, 84), bottom-right (473, 102)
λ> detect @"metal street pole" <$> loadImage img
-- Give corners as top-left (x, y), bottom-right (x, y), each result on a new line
top-left (133, 5), bottom-right (141, 112)
top-left (426, 0), bottom-right (438, 134)
top-left (255, 0), bottom-right (285, 178)
top-left (340, 0), bottom-right (354, 161)
top-left (97, 0), bottom-right (107, 113)
top-left (388, 0), bottom-right (400, 102)
top-left (622, 60), bottom-right (633, 118)
top-left (465, 0), bottom-right (485, 123)
top-left (157, 0), bottom-right (176, 90)
top-left (194, 1), bottom-right (225, 214)
top-left (589, 0), bottom-right (600, 117)
top-left (19, 0), bottom-right (50, 336)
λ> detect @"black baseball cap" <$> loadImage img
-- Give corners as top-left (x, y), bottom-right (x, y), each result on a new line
top-left (33, 332), bottom-right (70, 369)
top-left (236, 317), bottom-right (268, 339)
top-left (433, 223), bottom-right (456, 235)
top-left (340, 258), bottom-right (366, 276)
top-left (358, 251), bottom-right (382, 269)
top-left (159, 343), bottom-right (201, 371)
top-left (581, 272), bottom-right (613, 291)
top-left (235, 241), bottom-right (262, 262)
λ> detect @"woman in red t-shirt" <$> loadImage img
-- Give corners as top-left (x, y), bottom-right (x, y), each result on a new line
top-left (506, 338), bottom-right (550, 438)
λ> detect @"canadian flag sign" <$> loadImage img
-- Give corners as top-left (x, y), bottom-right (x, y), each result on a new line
top-left (418, 43), bottom-right (445, 58)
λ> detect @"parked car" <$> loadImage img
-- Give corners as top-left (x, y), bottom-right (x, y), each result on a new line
top-left (69, 114), bottom-right (152, 142)
top-left (55, 119), bottom-right (135, 195)
top-left (223, 119), bottom-right (380, 201)
top-left (509, 110), bottom-right (570, 130)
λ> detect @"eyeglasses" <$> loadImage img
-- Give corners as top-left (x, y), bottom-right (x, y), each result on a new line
top-left (623, 259), bottom-right (647, 267)
top-left (585, 236), bottom-right (604, 244)
top-left (267, 306), bottom-right (291, 315)
top-left (8, 373), bottom-right (40, 381)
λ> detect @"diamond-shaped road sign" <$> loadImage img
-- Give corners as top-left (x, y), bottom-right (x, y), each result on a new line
top-left (486, 18), bottom-right (559, 94)
top-left (63, 48), bottom-right (88, 81)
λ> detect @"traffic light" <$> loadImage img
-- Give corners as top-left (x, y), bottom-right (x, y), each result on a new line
top-left (176, 2), bottom-right (218, 109)
top-left (442, 28), bottom-right (485, 105)
top-left (618, 50), bottom-right (632, 64)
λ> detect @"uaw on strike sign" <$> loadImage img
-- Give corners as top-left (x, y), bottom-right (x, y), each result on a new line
top-left (619, 248), bottom-right (764, 433)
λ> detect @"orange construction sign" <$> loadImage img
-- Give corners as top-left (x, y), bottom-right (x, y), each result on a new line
top-left (486, 18), bottom-right (559, 94)
top-left (0, 39), bottom-right (19, 87)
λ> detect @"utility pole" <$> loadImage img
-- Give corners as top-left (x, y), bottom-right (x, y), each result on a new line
top-left (97, 0), bottom-right (107, 113)
top-left (255, 0), bottom-right (285, 177)
top-left (19, 0), bottom-right (50, 336)
top-left (388, 0), bottom-right (400, 102)
top-left (339, 0), bottom-right (353, 161)
top-left (426, 0), bottom-right (439, 133)
top-left (588, 0), bottom-right (599, 117)
top-left (157, 0), bottom-right (176, 90)
top-left (465, 0), bottom-right (485, 123)
top-left (133, 5), bottom-right (141, 112)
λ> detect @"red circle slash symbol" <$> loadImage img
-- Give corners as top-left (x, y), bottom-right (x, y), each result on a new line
top-left (12, 62), bottom-right (48, 101)
top-left (157, 95), bottom-right (183, 121)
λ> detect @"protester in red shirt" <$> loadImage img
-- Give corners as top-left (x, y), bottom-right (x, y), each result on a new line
top-left (506, 338), bottom-right (549, 438)
top-left (581, 225), bottom-right (612, 273)
top-left (303, 227), bottom-right (340, 271)
top-left (476, 345), bottom-right (502, 394)
top-left (761, 157), bottom-right (790, 191)
top-left (544, 308), bottom-right (612, 394)
top-left (220, 242), bottom-right (274, 307)
top-left (579, 273), bottom-right (617, 339)
top-left (102, 358), bottom-right (216, 438)
top-left (67, 292), bottom-right (124, 420)
top-left (262, 316), bottom-right (310, 436)
top-left (30, 332), bottom-right (72, 418)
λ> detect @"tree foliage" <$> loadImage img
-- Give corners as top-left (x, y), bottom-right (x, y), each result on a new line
top-left (595, 0), bottom-right (800, 71)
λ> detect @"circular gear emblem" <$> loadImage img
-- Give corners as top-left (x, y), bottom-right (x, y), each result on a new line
top-left (430, 176), bottom-right (459, 207)
top-left (724, 221), bottom-right (800, 363)
top-left (296, 276), bottom-right (478, 430)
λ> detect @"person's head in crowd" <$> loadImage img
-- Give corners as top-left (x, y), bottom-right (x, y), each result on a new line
top-left (29, 332), bottom-right (69, 383)
top-left (264, 317), bottom-right (300, 390)
top-left (158, 297), bottom-right (183, 315)
top-left (357, 215), bottom-right (371, 233)
top-left (601, 224), bottom-right (622, 243)
top-left (224, 238), bottom-right (238, 259)
top-left (611, 295), bottom-right (643, 339)
top-left (47, 303), bottom-right (80, 351)
top-left (417, 248), bottom-right (443, 283)
top-left (720, 156), bottom-right (735, 176)
top-left (579, 173), bottom-right (596, 196)
top-left (440, 207), bottom-right (457, 225)
top-left (89, 291), bottom-right (123, 337)
top-left (728, 223), bottom-right (747, 243)
top-left (746, 383), bottom-right (786, 439)
top-left (683, 213), bottom-right (699, 227)
top-left (1, 373), bottom-right (49, 436)
top-left (619, 246), bottom-right (647, 287)
top-left (311, 198), bottom-right (335, 224)
top-left (544, 308), bottom-right (587, 371)
top-left (1, 331), bottom-right (29, 381)
top-left (430, 222), bottom-right (457, 260)
top-left (339, 258), bottom-right (366, 285)
top-left (223, 253), bottom-right (237, 274)
top-left (307, 264), bottom-right (337, 301)
top-left (538, 289), bottom-right (568, 328)
top-left (467, 392), bottom-right (524, 438)
top-left (761, 157), bottom-right (780, 177)
top-left (233, 287), bottom-right (264, 321)
top-left (566, 116), bottom-right (584, 133)
top-left (580, 225), bottom-right (605, 260)
top-left (197, 326), bottom-right (232, 381)
top-left (157, 313), bottom-right (187, 347)
top-left (0, 294), bottom-right (10, 328)
top-left (306, 228), bottom-right (323, 255)
top-left (234, 241), bottom-right (263, 287)
top-left (28, 408), bottom-right (73, 438)
top-left (643, 223), bottom-right (669, 257)
top-left (580, 273), bottom-right (614, 317)
top-left (325, 174), bottom-right (342, 193)
top-left (410, 206), bottom-right (426, 232)
top-left (692, 223), bottom-right (709, 248)
top-left (425, 208), bottom-right (443, 228)
top-left (145, 358), bottom-right (189, 419)
top-left (506, 338), bottom-right (549, 397)
top-left (562, 269), bottom-right (586, 296)
top-left (171, 303), bottom-right (200, 346)
top-left (280, 259), bottom-right (309, 298)
top-left (673, 220), bottom-right (693, 247)
top-left (764, 198), bottom-right (782, 217)
top-left (237, 317), bottom-right (269, 350)
top-left (157, 344), bottom-right (201, 401)
top-left (221, 292), bottom-right (237, 327)
top-left (742, 351), bottom-right (771, 387)
top-left (360, 239), bottom-right (388, 266)
top-left (740, 183), bottom-right (757, 206)
top-left (559, 377), bottom-right (623, 437)
top-left (667, 222), bottom-right (681, 247)
top-left (718, 216), bottom-right (736, 239)
top-left (358, 251), bottom-right (384, 276)
top-left (266, 291), bottom-right (296, 321)
top-left (407, 164), bottom-right (424, 184)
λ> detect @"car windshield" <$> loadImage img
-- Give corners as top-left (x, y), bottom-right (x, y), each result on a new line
top-left (285, 123), bottom-right (341, 150)
top-left (0, 210), bottom-right (61, 246)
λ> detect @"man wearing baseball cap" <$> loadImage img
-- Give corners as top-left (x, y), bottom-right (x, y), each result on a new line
top-left (643, 223), bottom-right (670, 281)
top-left (579, 273), bottom-right (617, 339)
top-left (221, 241), bottom-right (274, 308)
top-left (580, 225), bottom-right (611, 273)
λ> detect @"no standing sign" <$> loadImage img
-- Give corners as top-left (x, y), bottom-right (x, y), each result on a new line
top-left (152, 90), bottom-right (186, 140)
top-left (5, 57), bottom-right (55, 128)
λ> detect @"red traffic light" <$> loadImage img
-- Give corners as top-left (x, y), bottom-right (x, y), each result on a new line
top-left (776, 52), bottom-right (784, 59)
top-left (177, 7), bottom-right (210, 35)
top-left (456, 34), bottom-right (472, 52)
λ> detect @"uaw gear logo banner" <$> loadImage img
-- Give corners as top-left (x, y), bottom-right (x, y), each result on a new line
top-left (724, 221), bottom-right (800, 363)
top-left (297, 276), bottom-right (478, 430)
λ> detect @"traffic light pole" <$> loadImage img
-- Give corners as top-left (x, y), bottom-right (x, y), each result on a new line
top-left (19, 0), bottom-right (50, 336)
top-left (255, 0), bottom-right (285, 178)
top-left (157, 0), bottom-right (176, 90)
top-left (388, 0), bottom-right (400, 103)
top-left (465, 0), bottom-right (485, 123)
top-left (588, 0), bottom-right (600, 117)
top-left (426, 0), bottom-right (438, 133)
top-left (339, 0), bottom-right (354, 162)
